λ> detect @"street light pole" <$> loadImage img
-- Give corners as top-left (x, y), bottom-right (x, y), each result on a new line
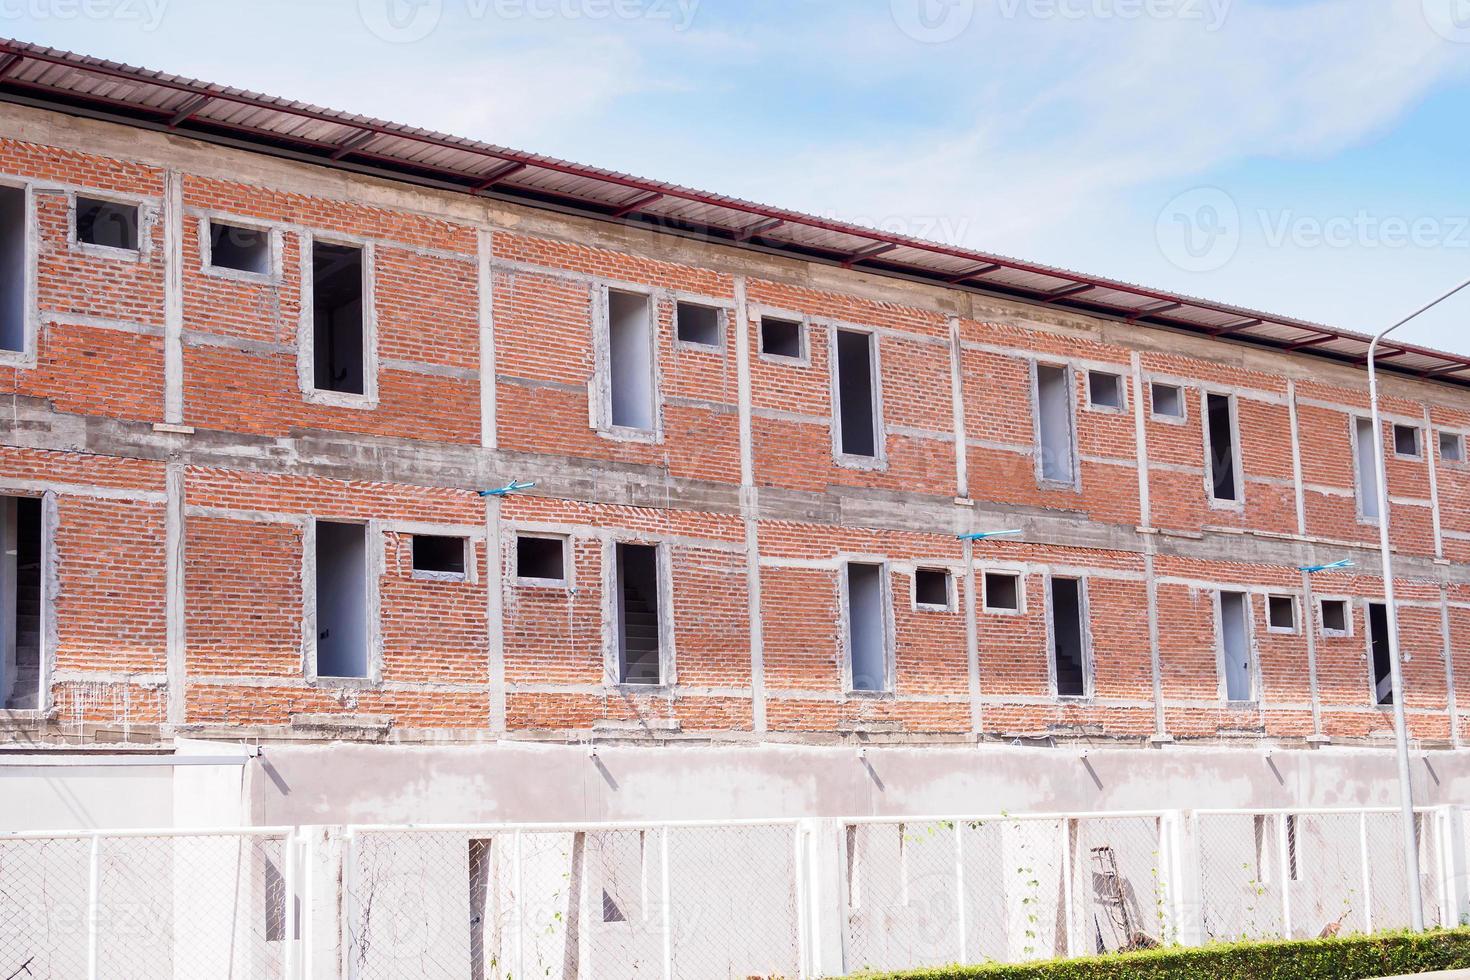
top-left (1367, 275), bottom-right (1470, 932)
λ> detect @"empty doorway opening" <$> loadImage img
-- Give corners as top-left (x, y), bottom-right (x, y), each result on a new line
top-left (0, 185), bottom-right (24, 353)
top-left (616, 542), bottom-right (662, 684)
top-left (311, 241), bottom-right (365, 394)
top-left (846, 561), bottom-right (889, 692)
top-left (315, 521), bottom-right (368, 678)
top-left (1355, 418), bottom-right (1381, 521)
top-left (608, 290), bottom-right (655, 430)
top-left (835, 329), bottom-right (877, 458)
top-left (1219, 590), bottom-right (1253, 701)
top-left (1369, 601), bottom-right (1393, 705)
top-left (1, 495), bottom-right (41, 709)
top-left (1035, 365), bottom-right (1075, 484)
top-left (1206, 393), bottom-right (1239, 502)
top-left (1050, 577), bottom-right (1086, 696)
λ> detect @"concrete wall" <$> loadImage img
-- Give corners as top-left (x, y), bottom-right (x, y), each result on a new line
top-left (248, 741), bottom-right (1469, 827)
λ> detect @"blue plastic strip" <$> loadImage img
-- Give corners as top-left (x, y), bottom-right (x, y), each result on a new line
top-left (479, 480), bottom-right (537, 498)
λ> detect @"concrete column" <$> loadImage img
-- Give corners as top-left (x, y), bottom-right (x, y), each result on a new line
top-left (165, 461), bottom-right (186, 726)
top-left (486, 496), bottom-right (507, 733)
top-left (163, 169), bottom-right (184, 425)
top-left (478, 227), bottom-right (497, 450)
top-left (733, 277), bottom-right (767, 732)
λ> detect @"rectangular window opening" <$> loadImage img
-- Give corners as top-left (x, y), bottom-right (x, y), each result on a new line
top-left (311, 242), bottom-right (365, 395)
top-left (1369, 601), bottom-right (1392, 705)
top-left (0, 185), bottom-right (24, 353)
top-left (1440, 431), bottom-right (1464, 463)
top-left (1036, 364), bottom-right (1076, 485)
top-left (607, 290), bottom-right (655, 430)
top-left (411, 535), bottom-right (466, 578)
top-left (315, 521), bottom-right (368, 679)
top-left (846, 562), bottom-right (890, 692)
top-left (1320, 599), bottom-right (1349, 635)
top-left (616, 543), bottom-right (662, 685)
top-left (760, 316), bottom-right (802, 358)
top-left (913, 568), bottom-right (950, 609)
top-left (835, 329), bottom-right (878, 458)
top-left (1219, 590), bottom-right (1253, 702)
top-left (675, 301), bottom-right (721, 347)
top-left (1151, 382), bottom-right (1184, 419)
top-left (1050, 578), bottom-right (1086, 697)
top-left (1267, 595), bottom-right (1296, 632)
top-left (1355, 418), bottom-right (1381, 521)
top-left (1087, 370), bottom-right (1124, 411)
top-left (1206, 393), bottom-right (1239, 502)
top-left (75, 196), bottom-right (138, 251)
top-left (209, 221), bottom-right (271, 275)
top-left (1393, 424), bottom-right (1421, 458)
top-left (1, 495), bottom-right (42, 710)
top-left (516, 535), bottom-right (566, 583)
top-left (984, 571), bottom-right (1021, 612)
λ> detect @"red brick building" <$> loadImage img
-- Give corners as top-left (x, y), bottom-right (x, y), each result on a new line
top-left (2, 42), bottom-right (1470, 829)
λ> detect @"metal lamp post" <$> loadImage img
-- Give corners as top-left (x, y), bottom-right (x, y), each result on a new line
top-left (1367, 276), bottom-right (1470, 932)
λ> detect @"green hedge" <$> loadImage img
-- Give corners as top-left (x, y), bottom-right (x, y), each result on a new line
top-left (845, 929), bottom-right (1470, 980)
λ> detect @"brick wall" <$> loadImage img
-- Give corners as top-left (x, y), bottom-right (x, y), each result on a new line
top-left (4, 122), bottom-right (1470, 747)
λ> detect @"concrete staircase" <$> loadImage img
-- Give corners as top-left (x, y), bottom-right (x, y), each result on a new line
top-left (620, 583), bottom-right (661, 685)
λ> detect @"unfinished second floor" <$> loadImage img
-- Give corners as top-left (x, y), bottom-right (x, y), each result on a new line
top-left (1, 106), bottom-right (1470, 565)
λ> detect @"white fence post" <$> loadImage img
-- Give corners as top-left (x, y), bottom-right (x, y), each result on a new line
top-left (1175, 811), bottom-right (1205, 947)
top-left (1444, 806), bottom-right (1469, 928)
top-left (661, 826), bottom-right (673, 980)
top-left (795, 817), bottom-right (846, 978)
top-left (85, 833), bottom-right (100, 980)
top-left (1359, 813), bottom-right (1374, 936)
top-left (282, 827), bottom-right (297, 980)
top-left (1157, 811), bottom-right (1189, 946)
top-left (512, 829), bottom-right (524, 980)
top-left (1060, 819), bottom-right (1076, 958)
top-left (339, 828), bottom-right (355, 980)
top-left (954, 820), bottom-right (968, 965)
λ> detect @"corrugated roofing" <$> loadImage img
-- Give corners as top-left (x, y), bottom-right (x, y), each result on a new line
top-left (0, 37), bottom-right (1464, 387)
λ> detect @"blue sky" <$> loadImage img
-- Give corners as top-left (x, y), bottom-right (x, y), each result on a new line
top-left (9, 0), bottom-right (1470, 351)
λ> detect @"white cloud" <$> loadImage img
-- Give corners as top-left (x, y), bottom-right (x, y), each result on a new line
top-left (727, 0), bottom-right (1465, 255)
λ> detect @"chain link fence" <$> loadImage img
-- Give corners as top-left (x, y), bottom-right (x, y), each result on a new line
top-left (2, 809), bottom-right (1461, 979)
top-left (0, 829), bottom-right (291, 980)
top-left (1195, 808), bottom-right (1447, 943)
top-left (343, 821), bottom-right (802, 980)
top-left (841, 813), bottom-right (1172, 973)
